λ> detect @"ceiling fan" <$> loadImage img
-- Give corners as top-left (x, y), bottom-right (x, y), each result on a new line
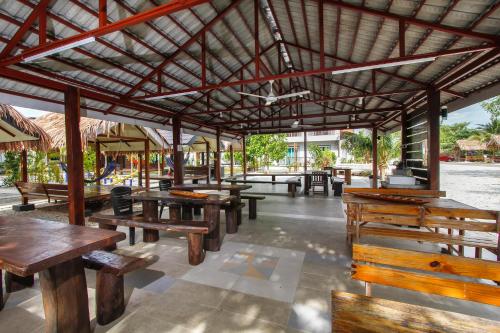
top-left (291, 119), bottom-right (315, 129)
top-left (238, 80), bottom-right (310, 106)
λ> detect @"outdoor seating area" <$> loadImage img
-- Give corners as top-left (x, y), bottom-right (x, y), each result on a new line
top-left (0, 1), bottom-right (499, 332)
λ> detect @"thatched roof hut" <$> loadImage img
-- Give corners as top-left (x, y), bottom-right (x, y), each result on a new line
top-left (35, 113), bottom-right (165, 152)
top-left (455, 139), bottom-right (487, 152)
top-left (487, 135), bottom-right (500, 150)
top-left (0, 104), bottom-right (51, 151)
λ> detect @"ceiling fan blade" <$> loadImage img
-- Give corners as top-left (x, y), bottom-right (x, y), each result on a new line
top-left (237, 92), bottom-right (268, 100)
top-left (276, 90), bottom-right (311, 99)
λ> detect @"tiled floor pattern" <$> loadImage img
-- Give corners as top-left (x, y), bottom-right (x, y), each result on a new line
top-left (1, 184), bottom-right (500, 332)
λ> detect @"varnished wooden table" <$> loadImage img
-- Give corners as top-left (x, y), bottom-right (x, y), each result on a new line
top-left (325, 167), bottom-right (351, 185)
top-left (0, 217), bottom-right (125, 333)
top-left (170, 184), bottom-right (252, 227)
top-left (131, 191), bottom-right (234, 251)
top-left (342, 193), bottom-right (477, 243)
top-left (331, 291), bottom-right (500, 332)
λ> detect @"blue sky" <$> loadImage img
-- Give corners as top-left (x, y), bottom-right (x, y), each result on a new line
top-left (14, 100), bottom-right (493, 127)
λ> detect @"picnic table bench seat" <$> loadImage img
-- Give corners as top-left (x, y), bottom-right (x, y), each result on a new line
top-left (240, 194), bottom-right (265, 220)
top-left (82, 250), bottom-right (149, 325)
top-left (89, 214), bottom-right (209, 265)
top-left (225, 177), bottom-right (301, 197)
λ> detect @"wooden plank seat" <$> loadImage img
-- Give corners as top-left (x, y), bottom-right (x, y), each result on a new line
top-left (352, 205), bottom-right (500, 259)
top-left (240, 194), bottom-right (265, 220)
top-left (331, 291), bottom-right (500, 333)
top-left (225, 177), bottom-right (301, 197)
top-left (344, 187), bottom-right (446, 198)
top-left (82, 250), bottom-right (149, 325)
top-left (14, 181), bottom-right (47, 202)
top-left (351, 244), bottom-right (500, 306)
top-left (89, 214), bottom-right (209, 266)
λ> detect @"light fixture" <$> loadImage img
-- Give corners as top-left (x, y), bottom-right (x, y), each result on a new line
top-left (332, 57), bottom-right (436, 75)
top-left (357, 96), bottom-right (363, 105)
top-left (144, 91), bottom-right (199, 101)
top-left (22, 37), bottom-right (96, 62)
top-left (441, 106), bottom-right (448, 122)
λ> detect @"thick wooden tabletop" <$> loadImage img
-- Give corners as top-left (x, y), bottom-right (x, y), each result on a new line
top-left (149, 174), bottom-right (207, 181)
top-left (0, 217), bottom-right (125, 276)
top-left (171, 184), bottom-right (252, 191)
top-left (331, 291), bottom-right (500, 332)
top-left (84, 185), bottom-right (143, 200)
top-left (131, 190), bottom-right (234, 204)
top-left (342, 193), bottom-right (476, 210)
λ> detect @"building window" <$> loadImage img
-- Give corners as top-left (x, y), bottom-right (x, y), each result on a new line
top-left (318, 145), bottom-right (330, 151)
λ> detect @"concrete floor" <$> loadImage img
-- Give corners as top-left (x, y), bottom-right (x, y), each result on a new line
top-left (1, 178), bottom-right (499, 332)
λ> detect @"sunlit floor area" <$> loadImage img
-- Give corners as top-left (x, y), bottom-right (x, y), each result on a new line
top-left (1, 181), bottom-right (499, 333)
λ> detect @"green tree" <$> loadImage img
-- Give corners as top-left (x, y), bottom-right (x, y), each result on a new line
top-left (377, 133), bottom-right (400, 179)
top-left (28, 151), bottom-right (49, 183)
top-left (245, 134), bottom-right (288, 170)
top-left (309, 144), bottom-right (337, 169)
top-left (342, 132), bottom-right (372, 163)
top-left (479, 96), bottom-right (500, 138)
top-left (2, 152), bottom-right (20, 186)
top-left (83, 148), bottom-right (96, 174)
top-left (440, 122), bottom-right (476, 153)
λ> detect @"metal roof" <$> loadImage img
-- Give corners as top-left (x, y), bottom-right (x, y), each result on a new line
top-left (0, 0), bottom-right (498, 135)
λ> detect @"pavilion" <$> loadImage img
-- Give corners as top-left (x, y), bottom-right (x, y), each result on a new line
top-left (0, 1), bottom-right (499, 332)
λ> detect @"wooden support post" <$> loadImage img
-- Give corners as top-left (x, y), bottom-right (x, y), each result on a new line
top-left (144, 139), bottom-right (150, 189)
top-left (21, 149), bottom-right (28, 204)
top-left (95, 141), bottom-right (101, 185)
top-left (205, 141), bottom-right (210, 184)
top-left (427, 87), bottom-right (440, 191)
top-left (216, 128), bottom-right (221, 184)
top-left (242, 136), bottom-right (247, 176)
top-left (64, 86), bottom-right (85, 225)
top-left (138, 154), bottom-right (143, 187)
top-left (401, 109), bottom-right (408, 168)
top-left (303, 131), bottom-right (307, 172)
top-left (229, 145), bottom-right (234, 177)
top-left (372, 127), bottom-right (378, 189)
top-left (173, 117), bottom-right (183, 185)
top-left (160, 150), bottom-right (165, 176)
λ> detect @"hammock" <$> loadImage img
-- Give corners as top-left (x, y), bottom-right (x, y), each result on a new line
top-left (166, 153), bottom-right (190, 169)
top-left (60, 161), bottom-right (117, 184)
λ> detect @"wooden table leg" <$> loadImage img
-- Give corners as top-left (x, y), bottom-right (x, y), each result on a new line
top-left (187, 233), bottom-right (205, 265)
top-left (225, 204), bottom-right (238, 234)
top-left (304, 175), bottom-right (310, 195)
top-left (203, 203), bottom-right (221, 251)
top-left (98, 224), bottom-right (118, 251)
top-left (142, 200), bottom-right (159, 242)
top-left (346, 169), bottom-right (352, 185)
top-left (230, 190), bottom-right (242, 226)
top-left (169, 203), bottom-right (182, 220)
top-left (39, 257), bottom-right (91, 333)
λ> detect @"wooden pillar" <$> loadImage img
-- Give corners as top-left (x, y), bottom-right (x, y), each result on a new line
top-left (372, 127), bottom-right (378, 189)
top-left (427, 87), bottom-right (440, 191)
top-left (303, 131), bottom-right (307, 172)
top-left (95, 141), bottom-right (101, 185)
top-left (229, 145), bottom-right (234, 177)
top-left (173, 117), bottom-right (184, 185)
top-left (216, 128), bottom-right (221, 184)
top-left (138, 153), bottom-right (143, 187)
top-left (160, 150), bottom-right (165, 175)
top-left (401, 110), bottom-right (408, 168)
top-left (145, 139), bottom-right (150, 189)
top-left (64, 86), bottom-right (85, 225)
top-left (242, 136), bottom-right (247, 175)
top-left (21, 149), bottom-right (28, 204)
top-left (205, 141), bottom-right (210, 184)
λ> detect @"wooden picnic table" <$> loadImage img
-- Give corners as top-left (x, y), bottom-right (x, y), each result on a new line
top-left (131, 191), bottom-right (234, 251)
top-left (329, 167), bottom-right (351, 185)
top-left (331, 291), bottom-right (500, 332)
top-left (0, 216), bottom-right (125, 333)
top-left (149, 174), bottom-right (207, 183)
top-left (171, 184), bottom-right (252, 226)
top-left (342, 192), bottom-right (478, 243)
top-left (83, 184), bottom-right (143, 200)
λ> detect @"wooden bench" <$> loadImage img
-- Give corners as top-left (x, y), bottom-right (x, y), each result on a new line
top-left (82, 250), bottom-right (149, 325)
top-left (240, 194), bottom-right (265, 220)
top-left (226, 177), bottom-right (301, 197)
top-left (14, 181), bottom-right (48, 203)
top-left (89, 214), bottom-right (209, 265)
top-left (352, 206), bottom-right (499, 259)
top-left (330, 243), bottom-right (500, 332)
top-left (344, 187), bottom-right (446, 197)
top-left (0, 270), bottom-right (35, 310)
top-left (184, 166), bottom-right (209, 183)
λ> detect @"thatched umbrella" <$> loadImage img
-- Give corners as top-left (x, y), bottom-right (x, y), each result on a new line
top-left (0, 104), bottom-right (51, 151)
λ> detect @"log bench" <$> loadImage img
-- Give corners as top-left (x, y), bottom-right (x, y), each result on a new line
top-left (89, 214), bottom-right (209, 265)
top-left (0, 270), bottom-right (36, 311)
top-left (225, 177), bottom-right (301, 197)
top-left (240, 194), bottom-right (265, 220)
top-left (82, 250), bottom-right (149, 325)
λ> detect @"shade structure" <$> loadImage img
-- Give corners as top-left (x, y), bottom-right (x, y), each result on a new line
top-left (0, 1), bottom-right (497, 138)
top-left (0, 104), bottom-right (51, 151)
